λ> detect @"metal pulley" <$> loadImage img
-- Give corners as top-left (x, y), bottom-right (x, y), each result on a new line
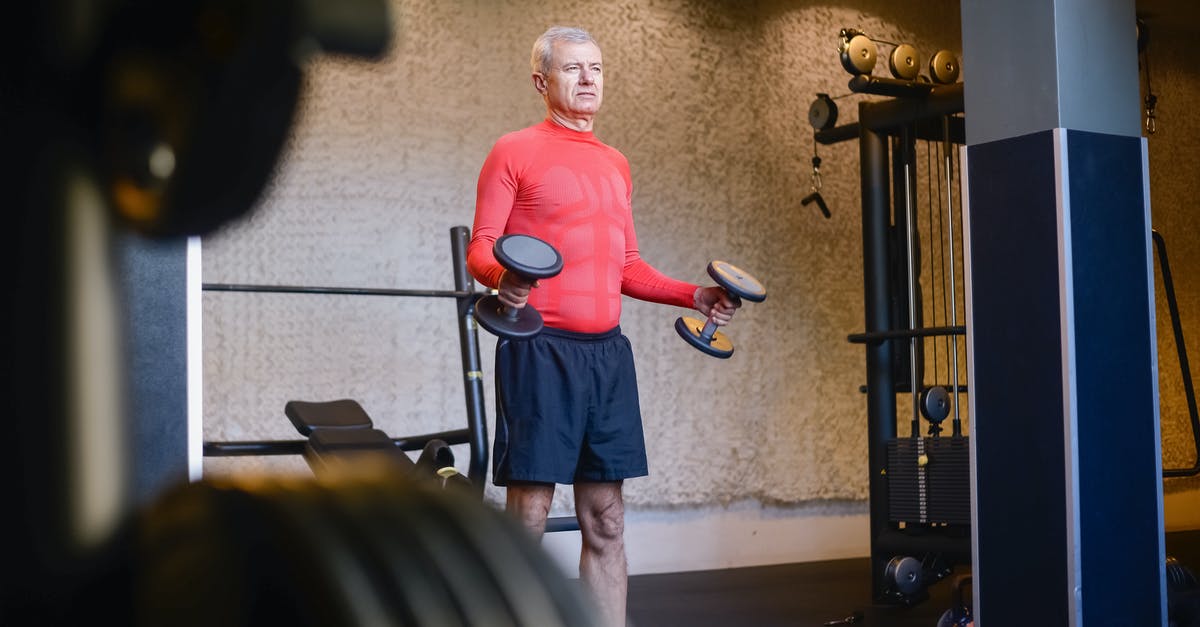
top-left (889, 44), bottom-right (920, 80)
top-left (839, 29), bottom-right (877, 75)
top-left (808, 93), bottom-right (838, 130)
top-left (928, 49), bottom-right (961, 84)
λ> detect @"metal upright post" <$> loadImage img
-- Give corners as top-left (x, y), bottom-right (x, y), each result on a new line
top-left (861, 120), bottom-right (896, 601)
top-left (450, 226), bottom-right (488, 495)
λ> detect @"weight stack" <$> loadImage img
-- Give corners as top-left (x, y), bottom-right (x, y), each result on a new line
top-left (887, 437), bottom-right (971, 525)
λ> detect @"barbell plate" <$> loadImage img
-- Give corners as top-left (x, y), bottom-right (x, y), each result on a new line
top-left (889, 44), bottom-right (920, 80)
top-left (708, 261), bottom-right (766, 302)
top-left (675, 316), bottom-right (734, 358)
top-left (494, 234), bottom-right (563, 280)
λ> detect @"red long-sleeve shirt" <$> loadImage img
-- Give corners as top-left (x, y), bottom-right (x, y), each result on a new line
top-left (468, 119), bottom-right (697, 334)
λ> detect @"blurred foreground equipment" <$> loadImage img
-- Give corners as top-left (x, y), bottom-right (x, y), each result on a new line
top-left (3, 2), bottom-right (598, 625)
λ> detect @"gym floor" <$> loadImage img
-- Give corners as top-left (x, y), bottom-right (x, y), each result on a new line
top-left (624, 529), bottom-right (1200, 626)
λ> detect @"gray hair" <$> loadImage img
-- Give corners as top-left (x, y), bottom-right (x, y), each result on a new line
top-left (530, 26), bottom-right (598, 75)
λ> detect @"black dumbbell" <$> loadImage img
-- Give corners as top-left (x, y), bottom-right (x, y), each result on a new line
top-left (675, 260), bottom-right (766, 359)
top-left (474, 234), bottom-right (563, 339)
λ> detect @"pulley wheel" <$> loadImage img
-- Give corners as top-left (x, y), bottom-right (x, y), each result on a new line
top-left (889, 44), bottom-right (920, 80)
top-left (840, 34), bottom-right (878, 75)
top-left (885, 555), bottom-right (924, 596)
top-left (929, 49), bottom-right (960, 84)
top-left (920, 386), bottom-right (951, 423)
top-left (808, 93), bottom-right (838, 131)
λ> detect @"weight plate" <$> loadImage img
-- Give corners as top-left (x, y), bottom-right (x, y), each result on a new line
top-left (929, 49), bottom-right (960, 84)
top-left (889, 44), bottom-right (920, 80)
top-left (708, 261), bottom-right (766, 302)
top-left (474, 294), bottom-right (544, 339)
top-left (920, 385), bottom-right (951, 423)
top-left (884, 555), bottom-right (924, 596)
top-left (808, 94), bottom-right (838, 130)
top-left (840, 34), bottom-right (877, 75)
top-left (675, 316), bottom-right (733, 358)
top-left (494, 234), bottom-right (563, 280)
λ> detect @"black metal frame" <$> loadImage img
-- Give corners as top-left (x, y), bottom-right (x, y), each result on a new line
top-left (1153, 229), bottom-right (1200, 478)
top-left (818, 81), bottom-right (970, 604)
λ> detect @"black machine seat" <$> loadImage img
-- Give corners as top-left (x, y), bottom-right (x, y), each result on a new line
top-left (285, 399), bottom-right (413, 472)
top-left (285, 398), bottom-right (375, 435)
top-left (284, 399), bottom-right (468, 489)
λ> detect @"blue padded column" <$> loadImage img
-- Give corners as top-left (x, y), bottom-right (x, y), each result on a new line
top-left (961, 0), bottom-right (1165, 625)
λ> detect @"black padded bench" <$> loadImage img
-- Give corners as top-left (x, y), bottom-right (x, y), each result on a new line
top-left (284, 399), bottom-right (463, 486)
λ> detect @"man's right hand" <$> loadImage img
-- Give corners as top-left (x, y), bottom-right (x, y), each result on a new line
top-left (497, 269), bottom-right (537, 310)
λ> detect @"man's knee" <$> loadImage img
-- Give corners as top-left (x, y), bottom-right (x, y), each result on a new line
top-left (576, 484), bottom-right (625, 545)
top-left (507, 482), bottom-right (555, 532)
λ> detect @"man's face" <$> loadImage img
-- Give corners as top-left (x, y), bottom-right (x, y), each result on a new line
top-left (536, 40), bottom-right (604, 118)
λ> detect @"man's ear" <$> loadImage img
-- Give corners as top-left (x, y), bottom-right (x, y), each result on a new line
top-left (532, 72), bottom-right (547, 94)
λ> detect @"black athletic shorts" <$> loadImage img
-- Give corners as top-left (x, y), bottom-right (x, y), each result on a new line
top-left (492, 325), bottom-right (648, 486)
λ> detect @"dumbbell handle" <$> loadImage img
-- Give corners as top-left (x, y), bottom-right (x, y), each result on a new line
top-left (497, 270), bottom-right (537, 321)
top-left (698, 289), bottom-right (742, 343)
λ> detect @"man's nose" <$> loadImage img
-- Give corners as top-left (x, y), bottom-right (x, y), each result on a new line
top-left (579, 68), bottom-right (595, 84)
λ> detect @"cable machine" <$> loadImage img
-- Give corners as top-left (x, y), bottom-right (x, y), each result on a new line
top-left (810, 29), bottom-right (969, 607)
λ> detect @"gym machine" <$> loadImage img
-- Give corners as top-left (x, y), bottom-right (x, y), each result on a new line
top-left (811, 28), bottom-right (970, 608)
top-left (815, 27), bottom-right (1200, 620)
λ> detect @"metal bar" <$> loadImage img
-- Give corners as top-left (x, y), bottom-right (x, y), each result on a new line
top-left (392, 428), bottom-right (470, 451)
top-left (859, 83), bottom-right (965, 133)
top-left (815, 122), bottom-right (861, 145)
top-left (848, 74), bottom-right (935, 98)
top-left (202, 283), bottom-right (476, 298)
top-left (817, 118), bottom-right (964, 146)
top-left (202, 428), bottom-right (472, 458)
top-left (861, 120), bottom-right (897, 603)
top-left (1154, 230), bottom-right (1200, 478)
top-left (943, 117), bottom-right (963, 437)
top-left (848, 326), bottom-right (965, 344)
top-left (901, 129), bottom-right (921, 438)
top-left (451, 226), bottom-right (490, 495)
top-left (546, 516), bottom-right (580, 533)
top-left (204, 440), bottom-right (307, 457)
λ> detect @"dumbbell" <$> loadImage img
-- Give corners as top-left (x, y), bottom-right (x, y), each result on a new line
top-left (675, 260), bottom-right (766, 359)
top-left (474, 234), bottom-right (563, 339)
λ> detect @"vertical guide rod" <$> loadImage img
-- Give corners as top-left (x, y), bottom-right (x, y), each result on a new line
top-left (451, 226), bottom-right (489, 495)
top-left (943, 117), bottom-right (963, 436)
top-left (902, 130), bottom-right (921, 437)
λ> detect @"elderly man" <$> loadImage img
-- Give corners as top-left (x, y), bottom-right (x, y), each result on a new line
top-left (467, 25), bottom-right (739, 626)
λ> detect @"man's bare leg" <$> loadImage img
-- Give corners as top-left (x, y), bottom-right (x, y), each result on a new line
top-left (574, 481), bottom-right (627, 627)
top-left (506, 481), bottom-right (555, 538)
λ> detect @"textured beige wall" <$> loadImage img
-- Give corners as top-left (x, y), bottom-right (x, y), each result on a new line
top-left (202, 0), bottom-right (1199, 526)
top-left (1144, 15), bottom-right (1200, 520)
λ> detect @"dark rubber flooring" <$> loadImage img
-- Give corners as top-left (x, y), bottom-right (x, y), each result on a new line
top-left (624, 530), bottom-right (1200, 627)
